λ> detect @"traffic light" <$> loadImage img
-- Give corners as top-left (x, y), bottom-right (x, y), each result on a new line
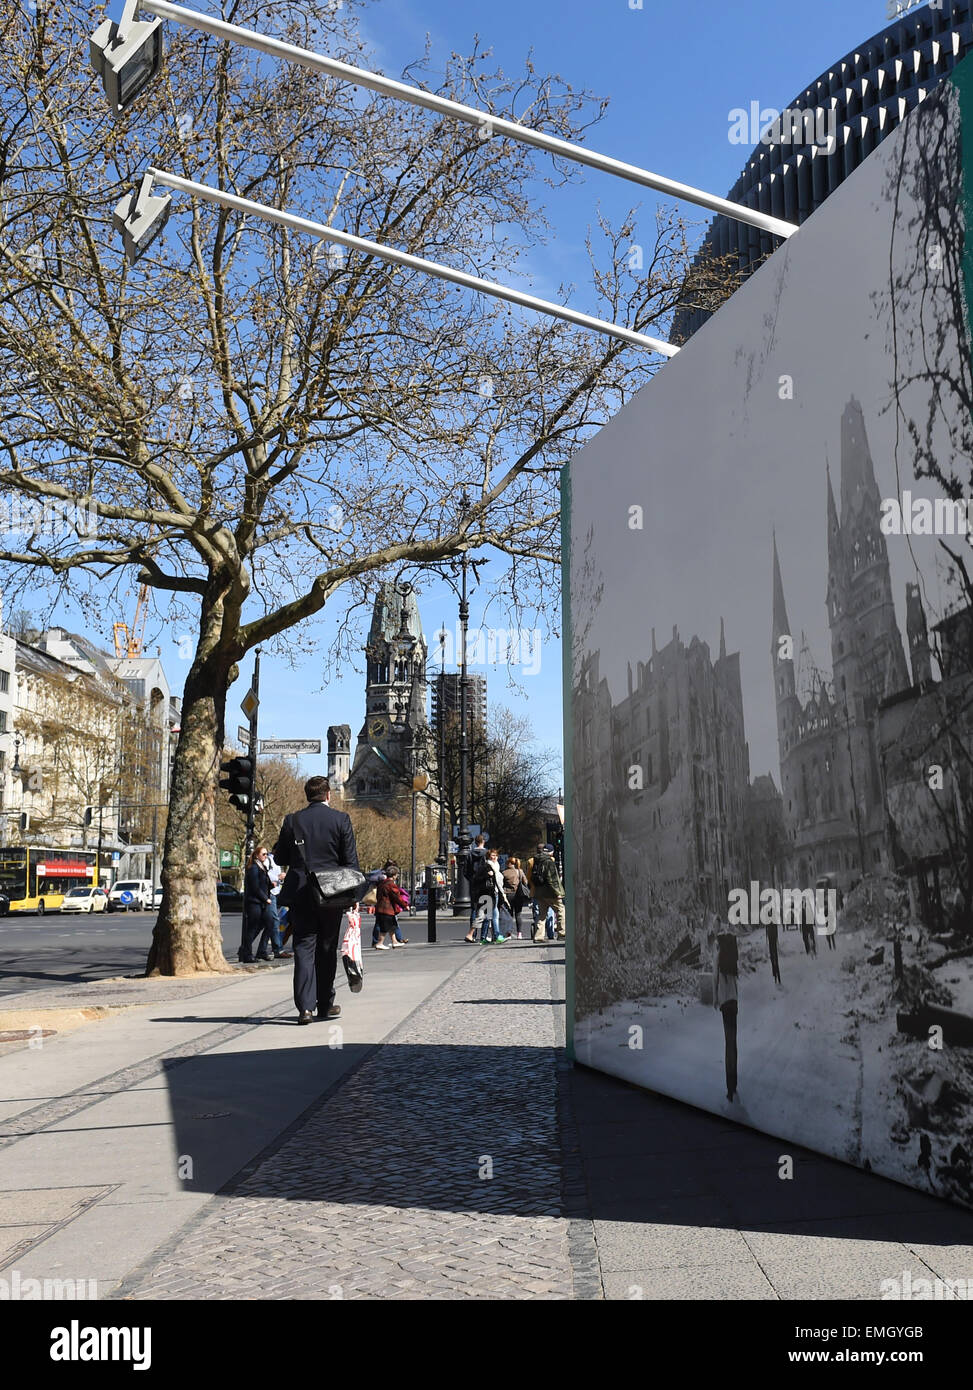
top-left (219, 757), bottom-right (253, 812)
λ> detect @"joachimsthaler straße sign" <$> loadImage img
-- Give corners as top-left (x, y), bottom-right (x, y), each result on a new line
top-left (259, 739), bottom-right (321, 755)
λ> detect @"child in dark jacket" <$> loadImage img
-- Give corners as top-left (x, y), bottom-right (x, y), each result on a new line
top-left (374, 867), bottom-right (408, 949)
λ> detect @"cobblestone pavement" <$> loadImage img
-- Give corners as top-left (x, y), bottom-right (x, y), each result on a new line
top-left (120, 943), bottom-right (586, 1300)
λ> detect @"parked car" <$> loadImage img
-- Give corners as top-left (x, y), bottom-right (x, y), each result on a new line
top-left (0, 891), bottom-right (9, 917)
top-left (153, 886), bottom-right (164, 908)
top-left (60, 886), bottom-right (110, 914)
top-left (107, 879), bottom-right (152, 912)
top-left (216, 881), bottom-right (244, 912)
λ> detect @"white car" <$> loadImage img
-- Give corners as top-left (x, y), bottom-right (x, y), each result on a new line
top-left (60, 886), bottom-right (110, 914)
top-left (107, 879), bottom-right (152, 911)
top-left (153, 886), bottom-right (163, 908)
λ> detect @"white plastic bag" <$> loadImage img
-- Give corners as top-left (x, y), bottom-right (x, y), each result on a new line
top-left (341, 906), bottom-right (364, 992)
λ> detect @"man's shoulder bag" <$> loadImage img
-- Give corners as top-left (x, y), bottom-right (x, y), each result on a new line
top-left (291, 809), bottom-right (365, 911)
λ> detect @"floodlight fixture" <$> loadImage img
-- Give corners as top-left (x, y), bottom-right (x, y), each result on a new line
top-left (112, 172), bottom-right (172, 264)
top-left (89, 0), bottom-right (163, 115)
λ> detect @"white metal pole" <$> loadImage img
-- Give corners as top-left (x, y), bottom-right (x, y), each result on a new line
top-left (146, 168), bottom-right (679, 355)
top-left (140, 0), bottom-right (798, 242)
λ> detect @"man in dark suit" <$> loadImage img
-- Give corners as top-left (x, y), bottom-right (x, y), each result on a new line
top-left (273, 775), bottom-right (360, 1026)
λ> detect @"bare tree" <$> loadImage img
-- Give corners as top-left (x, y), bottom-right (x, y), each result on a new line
top-left (478, 707), bottom-right (559, 856)
top-left (0, 2), bottom-right (707, 973)
top-left (345, 803), bottom-right (438, 879)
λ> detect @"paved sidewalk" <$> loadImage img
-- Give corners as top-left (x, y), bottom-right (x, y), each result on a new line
top-left (0, 944), bottom-right (476, 1292)
top-left (2, 938), bottom-right (971, 1300)
top-left (120, 941), bottom-right (578, 1300)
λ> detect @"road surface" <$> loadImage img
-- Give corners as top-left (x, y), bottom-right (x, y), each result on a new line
top-left (0, 907), bottom-right (479, 997)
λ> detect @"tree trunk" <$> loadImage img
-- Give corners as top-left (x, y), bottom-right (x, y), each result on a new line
top-left (145, 608), bottom-right (238, 976)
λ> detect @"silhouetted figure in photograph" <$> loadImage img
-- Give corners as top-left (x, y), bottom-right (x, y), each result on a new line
top-left (713, 931), bottom-right (739, 1102)
top-left (766, 918), bottom-right (782, 984)
top-left (824, 886), bottom-right (841, 950)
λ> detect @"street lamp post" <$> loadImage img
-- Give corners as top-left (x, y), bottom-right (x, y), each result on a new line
top-left (454, 515), bottom-right (472, 916)
top-left (436, 631), bottom-right (447, 871)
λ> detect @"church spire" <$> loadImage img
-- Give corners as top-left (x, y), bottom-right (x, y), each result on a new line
top-left (719, 616), bottom-right (727, 662)
top-left (839, 396), bottom-right (881, 519)
top-left (827, 462), bottom-right (840, 560)
top-left (772, 531), bottom-right (791, 649)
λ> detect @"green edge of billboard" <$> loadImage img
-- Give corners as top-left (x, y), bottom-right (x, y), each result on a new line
top-left (560, 463), bottom-right (575, 1060)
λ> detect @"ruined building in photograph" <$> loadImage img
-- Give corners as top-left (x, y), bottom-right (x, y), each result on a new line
top-left (612, 623), bottom-right (751, 912)
top-left (878, 595), bottom-right (973, 928)
top-left (772, 397), bottom-right (927, 891)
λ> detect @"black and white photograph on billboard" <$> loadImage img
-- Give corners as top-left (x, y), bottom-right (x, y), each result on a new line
top-left (568, 61), bottom-right (973, 1210)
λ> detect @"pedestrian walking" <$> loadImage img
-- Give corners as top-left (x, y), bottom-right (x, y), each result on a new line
top-left (265, 850), bottom-right (291, 958)
top-left (529, 842), bottom-right (565, 941)
top-left (366, 867), bottom-right (388, 947)
top-left (273, 775), bottom-right (361, 1025)
top-left (502, 856), bottom-right (530, 938)
top-left (242, 847), bottom-right (276, 963)
top-left (713, 931), bottom-right (739, 1102)
top-left (374, 867), bottom-right (409, 949)
top-left (465, 847), bottom-right (510, 943)
top-left (465, 834), bottom-right (488, 932)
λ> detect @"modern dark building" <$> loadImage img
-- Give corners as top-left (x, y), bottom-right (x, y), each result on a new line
top-left (674, 0), bottom-right (973, 341)
top-left (431, 672), bottom-right (487, 736)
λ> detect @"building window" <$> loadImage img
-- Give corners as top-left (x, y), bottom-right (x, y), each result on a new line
top-left (0, 710), bottom-right (7, 733)
top-left (0, 670), bottom-right (8, 693)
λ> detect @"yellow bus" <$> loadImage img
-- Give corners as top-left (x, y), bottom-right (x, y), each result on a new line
top-left (0, 847), bottom-right (98, 914)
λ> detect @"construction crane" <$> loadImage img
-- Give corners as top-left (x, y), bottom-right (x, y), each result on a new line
top-left (113, 579), bottom-right (150, 659)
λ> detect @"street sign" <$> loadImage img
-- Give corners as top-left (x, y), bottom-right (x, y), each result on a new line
top-left (219, 849), bottom-right (241, 868)
top-left (111, 852), bottom-right (120, 863)
top-left (240, 688), bottom-right (259, 720)
top-left (259, 739), bottom-right (322, 755)
top-left (237, 726), bottom-right (249, 746)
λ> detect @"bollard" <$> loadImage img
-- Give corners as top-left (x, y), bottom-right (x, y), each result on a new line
top-left (426, 864), bottom-right (437, 943)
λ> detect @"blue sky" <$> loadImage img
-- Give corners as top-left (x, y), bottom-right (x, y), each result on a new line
top-left (90, 0), bottom-right (911, 782)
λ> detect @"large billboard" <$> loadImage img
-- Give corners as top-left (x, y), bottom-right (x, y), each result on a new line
top-left (565, 56), bottom-right (973, 1209)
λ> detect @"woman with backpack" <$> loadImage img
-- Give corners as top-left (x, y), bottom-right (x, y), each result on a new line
top-left (713, 930), bottom-right (740, 1102)
top-left (502, 856), bottom-right (530, 939)
top-left (374, 866), bottom-right (408, 950)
